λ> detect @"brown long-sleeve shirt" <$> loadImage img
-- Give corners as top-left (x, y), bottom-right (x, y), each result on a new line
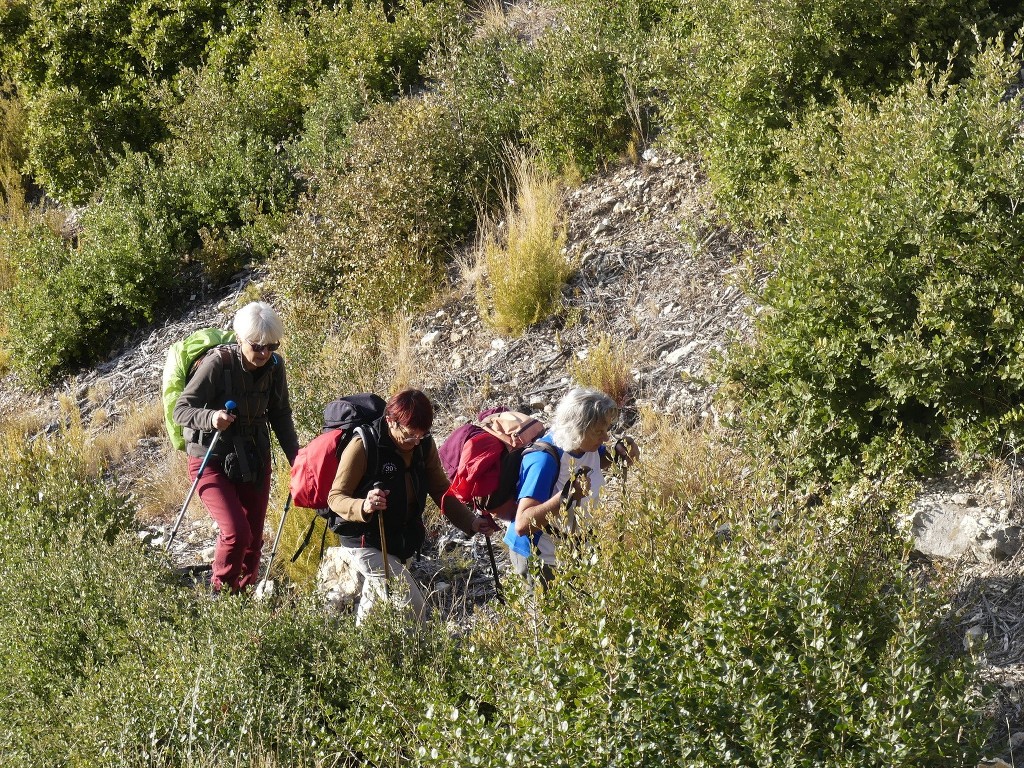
top-left (327, 434), bottom-right (476, 535)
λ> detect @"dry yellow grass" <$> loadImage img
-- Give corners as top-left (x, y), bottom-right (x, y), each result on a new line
top-left (265, 463), bottom-right (338, 591)
top-left (54, 395), bottom-right (166, 479)
top-left (315, 313), bottom-right (416, 396)
top-left (89, 401), bottom-right (164, 469)
top-left (635, 408), bottom-right (751, 522)
top-left (477, 151), bottom-right (571, 335)
top-left (134, 449), bottom-right (194, 525)
top-left (570, 332), bottom-right (634, 407)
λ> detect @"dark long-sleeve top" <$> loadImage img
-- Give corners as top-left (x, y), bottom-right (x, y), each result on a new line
top-left (173, 344), bottom-right (299, 464)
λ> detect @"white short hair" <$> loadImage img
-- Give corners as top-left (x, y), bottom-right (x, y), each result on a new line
top-left (548, 387), bottom-right (618, 451)
top-left (233, 301), bottom-right (284, 344)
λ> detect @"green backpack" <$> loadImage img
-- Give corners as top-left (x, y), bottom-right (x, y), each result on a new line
top-left (161, 328), bottom-right (236, 450)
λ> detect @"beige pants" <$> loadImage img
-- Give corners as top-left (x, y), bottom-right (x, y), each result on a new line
top-left (345, 546), bottom-right (429, 625)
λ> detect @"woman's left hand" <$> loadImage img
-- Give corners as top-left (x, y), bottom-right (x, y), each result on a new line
top-left (613, 436), bottom-right (640, 466)
top-left (472, 514), bottom-right (500, 537)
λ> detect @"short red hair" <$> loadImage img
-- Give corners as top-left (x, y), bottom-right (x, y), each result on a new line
top-left (385, 389), bottom-right (434, 433)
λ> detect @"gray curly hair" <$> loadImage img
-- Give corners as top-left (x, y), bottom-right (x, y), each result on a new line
top-left (548, 387), bottom-right (618, 451)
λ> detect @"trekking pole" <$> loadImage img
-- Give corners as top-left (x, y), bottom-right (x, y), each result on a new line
top-left (477, 505), bottom-right (505, 605)
top-left (373, 482), bottom-right (391, 599)
top-left (166, 400), bottom-right (236, 552)
top-left (256, 492), bottom-right (291, 598)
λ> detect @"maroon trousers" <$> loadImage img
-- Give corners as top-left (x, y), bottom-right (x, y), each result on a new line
top-left (188, 456), bottom-right (272, 593)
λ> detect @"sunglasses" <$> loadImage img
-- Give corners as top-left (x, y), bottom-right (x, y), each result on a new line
top-left (247, 340), bottom-right (281, 353)
top-left (392, 422), bottom-right (430, 443)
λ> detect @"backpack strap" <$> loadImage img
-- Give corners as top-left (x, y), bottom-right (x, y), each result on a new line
top-left (523, 440), bottom-right (563, 499)
top-left (353, 424), bottom-right (379, 495)
top-left (187, 346), bottom-right (236, 448)
top-left (218, 346), bottom-right (234, 402)
top-left (291, 515), bottom-right (319, 562)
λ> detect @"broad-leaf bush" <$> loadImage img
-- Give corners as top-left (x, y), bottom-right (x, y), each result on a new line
top-left (425, 24), bottom-right (522, 182)
top-left (0, 0), bottom-right (262, 202)
top-left (273, 97), bottom-right (479, 325)
top-left (295, 0), bottom-right (460, 172)
top-left (407, 428), bottom-right (987, 767)
top-left (509, 2), bottom-right (635, 175)
top-left (5, 179), bottom-right (178, 385)
top-left (650, 0), bottom-right (1024, 225)
top-left (0, 431), bottom-right (362, 766)
top-left (723, 37), bottom-right (1024, 479)
top-left (0, 75), bottom-right (28, 212)
top-left (1, 0), bottom-right (462, 383)
top-left (0, 413), bottom-right (989, 765)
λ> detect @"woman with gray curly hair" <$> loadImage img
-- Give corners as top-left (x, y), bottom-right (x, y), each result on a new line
top-left (504, 387), bottom-right (638, 585)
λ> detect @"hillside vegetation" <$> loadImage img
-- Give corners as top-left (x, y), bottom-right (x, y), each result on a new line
top-left (2, 0), bottom-right (1024, 764)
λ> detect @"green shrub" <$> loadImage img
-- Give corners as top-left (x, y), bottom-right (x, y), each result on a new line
top-left (722, 37), bottom-right (1024, 479)
top-left (21, 84), bottom-right (117, 203)
top-left (511, 13), bottom-right (632, 174)
top-left (0, 433), bottom-right (356, 767)
top-left (0, 0), bottom-right (310, 202)
top-left (649, 0), bottom-right (1024, 225)
top-left (500, 0), bottom-right (670, 175)
top-left (425, 23), bottom-right (522, 181)
top-left (295, 0), bottom-right (461, 172)
top-left (273, 97), bottom-right (478, 325)
top-left (408, 453), bottom-right (986, 767)
top-left (5, 181), bottom-right (177, 384)
top-left (427, 0), bottom-right (669, 184)
top-left (0, 76), bottom-right (27, 212)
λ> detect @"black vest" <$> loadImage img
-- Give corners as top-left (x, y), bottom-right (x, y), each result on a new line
top-left (333, 418), bottom-right (430, 561)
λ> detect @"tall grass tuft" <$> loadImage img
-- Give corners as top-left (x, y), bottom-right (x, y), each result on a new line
top-left (477, 152), bottom-right (571, 335)
top-left (570, 331), bottom-right (633, 407)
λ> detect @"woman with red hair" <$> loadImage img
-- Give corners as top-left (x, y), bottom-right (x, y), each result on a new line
top-left (327, 388), bottom-right (498, 623)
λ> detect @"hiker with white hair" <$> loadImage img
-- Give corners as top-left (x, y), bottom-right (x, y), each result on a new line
top-left (504, 387), bottom-right (639, 586)
top-left (173, 301), bottom-right (299, 594)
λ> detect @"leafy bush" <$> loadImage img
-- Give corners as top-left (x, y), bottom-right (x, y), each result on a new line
top-left (476, 153), bottom-right (572, 335)
top-left (402, 430), bottom-right (987, 767)
top-left (0, 430), bottom-right (356, 767)
top-left (295, 0), bottom-right (461, 171)
top-left (0, 0), bottom-right (310, 202)
top-left (424, 24), bottom-right (522, 184)
top-left (0, 413), bottom-right (989, 765)
top-left (0, 76), bottom-right (27, 213)
top-left (649, 0), bottom-right (1024, 224)
top-left (273, 96), bottom-right (479, 326)
top-left (510, 8), bottom-right (633, 175)
top-left (722, 37), bottom-right (1024, 479)
top-left (427, 0), bottom-right (670, 185)
top-left (5, 181), bottom-right (177, 384)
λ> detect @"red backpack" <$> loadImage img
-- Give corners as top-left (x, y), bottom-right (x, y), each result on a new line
top-left (440, 409), bottom-right (547, 521)
top-left (290, 393), bottom-right (386, 509)
top-left (289, 393), bottom-right (386, 562)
